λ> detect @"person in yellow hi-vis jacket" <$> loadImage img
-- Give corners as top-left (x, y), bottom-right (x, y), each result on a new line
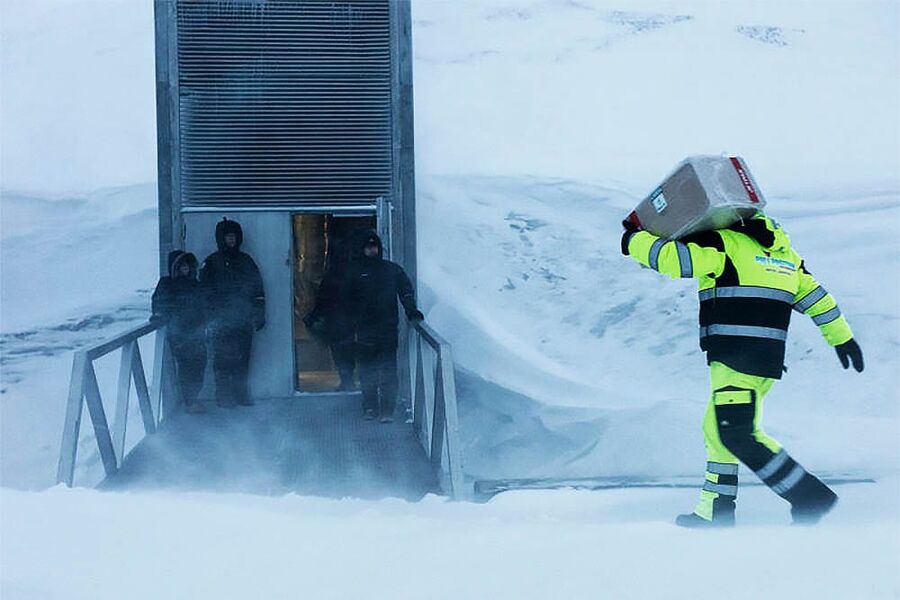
top-left (621, 212), bottom-right (864, 527)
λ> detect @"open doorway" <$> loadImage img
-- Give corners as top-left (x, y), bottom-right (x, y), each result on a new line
top-left (292, 213), bottom-right (376, 393)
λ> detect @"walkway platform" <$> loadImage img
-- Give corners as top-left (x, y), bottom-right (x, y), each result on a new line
top-left (102, 394), bottom-right (438, 501)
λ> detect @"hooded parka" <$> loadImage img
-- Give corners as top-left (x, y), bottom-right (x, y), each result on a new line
top-left (345, 230), bottom-right (422, 348)
top-left (151, 250), bottom-right (206, 338)
top-left (199, 218), bottom-right (266, 331)
top-left (151, 250), bottom-right (207, 408)
top-left (199, 218), bottom-right (265, 407)
top-left (344, 230), bottom-right (423, 418)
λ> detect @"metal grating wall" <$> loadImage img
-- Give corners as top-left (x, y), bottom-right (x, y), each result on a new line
top-left (176, 0), bottom-right (393, 205)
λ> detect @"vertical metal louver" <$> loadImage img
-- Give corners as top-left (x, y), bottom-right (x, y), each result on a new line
top-left (176, 0), bottom-right (393, 205)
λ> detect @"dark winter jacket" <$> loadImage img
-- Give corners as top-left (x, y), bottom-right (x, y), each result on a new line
top-left (151, 251), bottom-right (206, 339)
top-left (199, 218), bottom-right (266, 331)
top-left (345, 231), bottom-right (423, 347)
top-left (306, 239), bottom-right (355, 345)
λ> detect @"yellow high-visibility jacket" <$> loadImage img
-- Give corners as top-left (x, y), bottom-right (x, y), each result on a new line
top-left (625, 213), bottom-right (852, 378)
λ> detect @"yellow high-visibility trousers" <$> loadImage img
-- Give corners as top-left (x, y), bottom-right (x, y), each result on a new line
top-left (694, 362), bottom-right (782, 520)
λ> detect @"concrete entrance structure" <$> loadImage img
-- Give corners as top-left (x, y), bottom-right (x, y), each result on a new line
top-left (59, 1), bottom-right (464, 500)
top-left (154, 0), bottom-right (416, 398)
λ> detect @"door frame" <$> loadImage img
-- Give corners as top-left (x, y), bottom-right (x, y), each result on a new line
top-left (180, 203), bottom-right (386, 399)
top-left (289, 208), bottom-right (382, 396)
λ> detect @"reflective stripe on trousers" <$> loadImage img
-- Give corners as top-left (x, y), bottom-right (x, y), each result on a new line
top-left (707, 461), bottom-right (739, 475)
top-left (755, 448), bottom-right (790, 480)
top-left (702, 480), bottom-right (738, 496)
top-left (756, 449), bottom-right (808, 495)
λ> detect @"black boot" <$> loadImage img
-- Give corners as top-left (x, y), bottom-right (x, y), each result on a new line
top-left (675, 512), bottom-right (735, 528)
top-left (676, 495), bottom-right (736, 528)
top-left (758, 453), bottom-right (838, 525)
top-left (787, 476), bottom-right (838, 525)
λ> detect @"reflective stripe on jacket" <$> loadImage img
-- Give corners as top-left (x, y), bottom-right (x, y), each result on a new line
top-left (626, 214), bottom-right (853, 378)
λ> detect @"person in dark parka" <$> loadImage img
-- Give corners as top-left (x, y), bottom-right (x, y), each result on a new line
top-left (346, 230), bottom-right (424, 422)
top-left (199, 218), bottom-right (266, 408)
top-left (151, 251), bottom-right (208, 414)
top-left (304, 238), bottom-right (357, 391)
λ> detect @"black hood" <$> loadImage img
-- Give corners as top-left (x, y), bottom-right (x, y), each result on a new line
top-left (354, 229), bottom-right (383, 260)
top-left (215, 218), bottom-right (244, 251)
top-left (726, 213), bottom-right (776, 249)
top-left (168, 250), bottom-right (199, 278)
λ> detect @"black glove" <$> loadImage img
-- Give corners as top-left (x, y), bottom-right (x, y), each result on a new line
top-left (835, 338), bottom-right (864, 373)
top-left (621, 219), bottom-right (641, 256)
top-left (407, 309), bottom-right (425, 323)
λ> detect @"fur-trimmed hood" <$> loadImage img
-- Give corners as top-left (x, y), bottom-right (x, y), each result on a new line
top-left (167, 250), bottom-right (199, 278)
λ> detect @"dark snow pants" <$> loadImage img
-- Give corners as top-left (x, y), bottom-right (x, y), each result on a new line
top-left (210, 325), bottom-right (253, 405)
top-left (331, 341), bottom-right (356, 389)
top-left (169, 334), bottom-right (207, 407)
top-left (357, 343), bottom-right (398, 417)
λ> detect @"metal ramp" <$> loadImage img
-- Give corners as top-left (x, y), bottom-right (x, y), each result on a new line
top-left (101, 395), bottom-right (437, 500)
top-left (58, 321), bottom-right (465, 500)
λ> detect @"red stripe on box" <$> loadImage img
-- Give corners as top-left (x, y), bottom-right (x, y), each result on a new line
top-left (627, 210), bottom-right (642, 228)
top-left (730, 157), bottom-right (760, 203)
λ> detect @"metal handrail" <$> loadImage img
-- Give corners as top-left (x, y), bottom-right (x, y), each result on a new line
top-left (58, 316), bottom-right (465, 498)
top-left (409, 320), bottom-right (466, 499)
top-left (57, 320), bottom-right (177, 486)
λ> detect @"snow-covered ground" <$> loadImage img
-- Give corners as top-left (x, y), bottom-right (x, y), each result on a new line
top-left (2, 1), bottom-right (899, 598)
top-left (3, 480), bottom-right (899, 600)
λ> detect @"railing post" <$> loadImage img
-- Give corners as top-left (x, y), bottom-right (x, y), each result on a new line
top-left (83, 363), bottom-right (119, 478)
top-left (57, 351), bottom-right (88, 486)
top-left (438, 345), bottom-right (465, 499)
top-left (406, 327), bottom-right (418, 423)
top-left (151, 328), bottom-right (166, 427)
top-left (160, 337), bottom-right (179, 421)
top-left (421, 342), bottom-right (436, 445)
top-left (59, 321), bottom-right (165, 486)
top-left (131, 341), bottom-right (157, 435)
top-left (430, 358), bottom-right (447, 471)
top-left (112, 341), bottom-right (136, 464)
top-left (412, 334), bottom-right (428, 449)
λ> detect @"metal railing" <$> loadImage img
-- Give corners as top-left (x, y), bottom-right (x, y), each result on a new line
top-left (57, 321), bottom-right (177, 486)
top-left (57, 317), bottom-right (466, 498)
top-left (408, 321), bottom-right (466, 499)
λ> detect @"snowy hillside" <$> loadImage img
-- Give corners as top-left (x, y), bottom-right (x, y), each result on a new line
top-left (420, 177), bottom-right (900, 483)
top-left (1, 1), bottom-right (899, 598)
top-left (412, 1), bottom-right (899, 192)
